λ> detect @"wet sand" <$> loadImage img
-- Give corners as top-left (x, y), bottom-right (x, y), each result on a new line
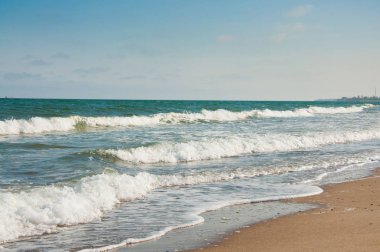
top-left (194, 170), bottom-right (380, 252)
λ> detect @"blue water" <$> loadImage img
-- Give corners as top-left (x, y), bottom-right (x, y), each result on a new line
top-left (0, 99), bottom-right (379, 251)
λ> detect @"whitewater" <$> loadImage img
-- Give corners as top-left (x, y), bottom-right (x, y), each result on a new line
top-left (101, 129), bottom-right (380, 164)
top-left (1, 99), bottom-right (379, 251)
top-left (0, 104), bottom-right (373, 135)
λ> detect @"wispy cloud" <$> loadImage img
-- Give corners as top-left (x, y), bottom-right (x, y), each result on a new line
top-left (216, 35), bottom-right (237, 43)
top-left (272, 23), bottom-right (306, 43)
top-left (286, 23), bottom-right (305, 32)
top-left (21, 55), bottom-right (52, 66)
top-left (116, 43), bottom-right (160, 58)
top-left (2, 72), bottom-right (44, 81)
top-left (22, 54), bottom-right (36, 60)
top-left (73, 67), bottom-right (109, 75)
top-left (50, 53), bottom-right (70, 59)
top-left (286, 4), bottom-right (314, 18)
top-left (120, 75), bottom-right (146, 80)
top-left (28, 59), bottom-right (52, 66)
top-left (272, 32), bottom-right (289, 43)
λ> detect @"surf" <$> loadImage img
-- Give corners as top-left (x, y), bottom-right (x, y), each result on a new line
top-left (0, 104), bottom-right (374, 135)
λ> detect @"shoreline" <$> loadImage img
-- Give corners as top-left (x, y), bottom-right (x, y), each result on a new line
top-left (114, 167), bottom-right (377, 252)
top-left (193, 168), bottom-right (380, 252)
top-left (116, 201), bottom-right (316, 252)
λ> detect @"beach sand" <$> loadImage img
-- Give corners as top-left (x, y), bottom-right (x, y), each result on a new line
top-left (194, 169), bottom-right (380, 252)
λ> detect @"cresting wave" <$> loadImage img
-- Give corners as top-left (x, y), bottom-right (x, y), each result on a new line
top-left (101, 129), bottom-right (380, 164)
top-left (0, 104), bottom-right (374, 135)
top-left (0, 168), bottom-right (322, 244)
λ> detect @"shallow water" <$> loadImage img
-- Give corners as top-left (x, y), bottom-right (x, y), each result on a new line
top-left (0, 99), bottom-right (379, 251)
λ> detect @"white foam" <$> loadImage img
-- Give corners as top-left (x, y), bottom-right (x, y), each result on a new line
top-left (78, 217), bottom-right (205, 252)
top-left (79, 186), bottom-right (323, 252)
top-left (0, 172), bottom-right (157, 244)
top-left (0, 104), bottom-right (373, 135)
top-left (3, 151), bottom-right (375, 246)
top-left (256, 104), bottom-right (373, 117)
top-left (0, 164), bottom-right (325, 245)
top-left (0, 117), bottom-right (77, 135)
top-left (102, 129), bottom-right (380, 164)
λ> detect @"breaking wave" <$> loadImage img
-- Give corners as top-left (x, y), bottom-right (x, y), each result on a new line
top-left (101, 129), bottom-right (380, 164)
top-left (0, 104), bottom-right (373, 135)
top-left (0, 168), bottom-right (321, 244)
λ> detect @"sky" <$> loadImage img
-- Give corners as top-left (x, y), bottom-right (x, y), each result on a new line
top-left (0, 0), bottom-right (379, 100)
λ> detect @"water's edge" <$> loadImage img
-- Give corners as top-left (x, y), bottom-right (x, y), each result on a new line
top-left (116, 202), bottom-right (318, 252)
top-left (113, 167), bottom-right (378, 252)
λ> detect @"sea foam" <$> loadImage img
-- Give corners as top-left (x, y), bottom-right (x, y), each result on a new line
top-left (0, 104), bottom-right (373, 135)
top-left (0, 167), bottom-right (320, 244)
top-left (1, 152), bottom-right (377, 245)
top-left (102, 129), bottom-right (380, 164)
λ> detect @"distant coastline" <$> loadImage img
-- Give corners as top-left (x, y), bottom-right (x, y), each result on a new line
top-left (338, 95), bottom-right (380, 102)
top-left (317, 96), bottom-right (380, 102)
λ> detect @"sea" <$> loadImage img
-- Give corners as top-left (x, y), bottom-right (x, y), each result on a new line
top-left (0, 99), bottom-right (379, 251)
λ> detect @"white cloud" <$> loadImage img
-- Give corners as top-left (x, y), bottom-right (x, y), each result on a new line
top-left (286, 4), bottom-right (314, 18)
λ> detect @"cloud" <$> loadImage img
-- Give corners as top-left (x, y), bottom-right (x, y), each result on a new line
top-left (2, 72), bottom-right (44, 81)
top-left (21, 55), bottom-right (52, 66)
top-left (50, 53), bottom-right (70, 59)
top-left (218, 73), bottom-right (252, 81)
top-left (216, 35), bottom-right (237, 42)
top-left (116, 43), bottom-right (160, 58)
top-left (22, 54), bottom-right (36, 60)
top-left (73, 67), bottom-right (109, 75)
top-left (272, 23), bottom-right (306, 43)
top-left (28, 59), bottom-right (52, 66)
top-left (272, 32), bottom-right (288, 43)
top-left (120, 75), bottom-right (146, 80)
top-left (286, 4), bottom-right (314, 18)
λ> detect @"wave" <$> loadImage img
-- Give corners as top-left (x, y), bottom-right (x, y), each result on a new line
top-left (0, 104), bottom-right (373, 135)
top-left (0, 167), bottom-right (322, 244)
top-left (252, 104), bottom-right (373, 117)
top-left (101, 129), bottom-right (380, 164)
top-left (2, 152), bottom-right (377, 245)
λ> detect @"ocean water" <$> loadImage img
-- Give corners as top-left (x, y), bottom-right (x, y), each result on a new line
top-left (0, 99), bottom-right (379, 251)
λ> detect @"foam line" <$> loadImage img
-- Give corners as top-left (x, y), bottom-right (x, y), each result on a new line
top-left (101, 129), bottom-right (380, 164)
top-left (0, 104), bottom-right (373, 135)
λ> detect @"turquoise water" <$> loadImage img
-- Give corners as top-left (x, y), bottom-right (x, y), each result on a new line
top-left (0, 99), bottom-right (379, 251)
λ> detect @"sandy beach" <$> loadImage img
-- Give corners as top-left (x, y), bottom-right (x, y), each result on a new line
top-left (195, 169), bottom-right (380, 252)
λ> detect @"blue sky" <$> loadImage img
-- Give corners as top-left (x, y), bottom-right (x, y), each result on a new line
top-left (0, 0), bottom-right (379, 100)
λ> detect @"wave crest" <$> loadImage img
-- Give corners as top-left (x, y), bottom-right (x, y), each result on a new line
top-left (101, 129), bottom-right (380, 164)
top-left (0, 104), bottom-right (373, 135)
top-left (0, 167), bottom-right (321, 244)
